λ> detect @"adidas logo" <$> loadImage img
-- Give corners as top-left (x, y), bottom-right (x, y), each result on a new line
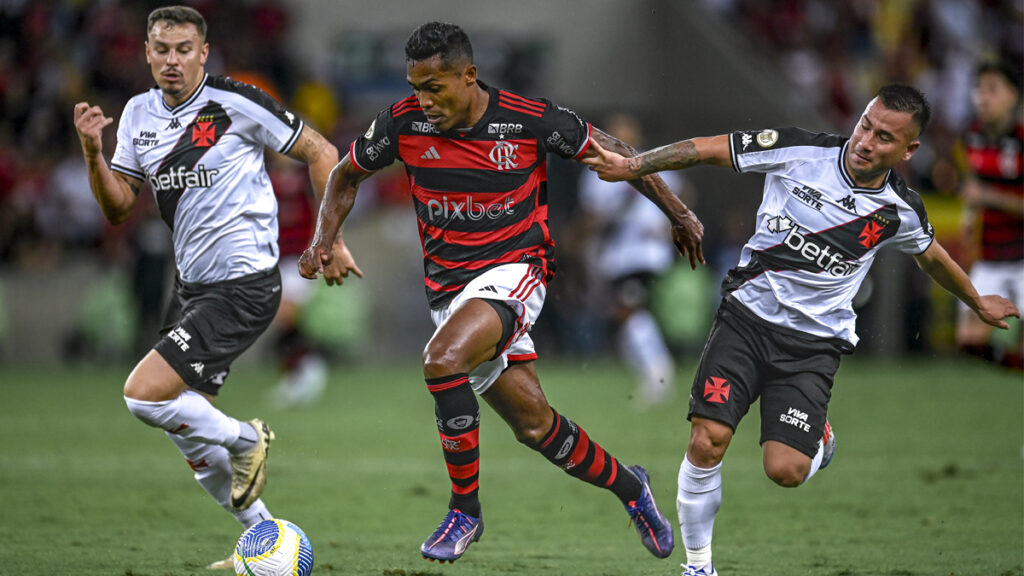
top-left (420, 146), bottom-right (441, 160)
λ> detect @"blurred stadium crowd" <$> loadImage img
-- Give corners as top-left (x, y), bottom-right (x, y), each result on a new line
top-left (0, 0), bottom-right (1019, 364)
top-left (703, 0), bottom-right (1022, 196)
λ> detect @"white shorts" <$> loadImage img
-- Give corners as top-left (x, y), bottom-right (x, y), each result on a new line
top-left (430, 263), bottom-right (546, 394)
top-left (279, 255), bottom-right (316, 305)
top-left (960, 260), bottom-right (1024, 314)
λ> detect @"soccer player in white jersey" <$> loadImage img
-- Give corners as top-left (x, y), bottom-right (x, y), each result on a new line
top-left (583, 84), bottom-right (1020, 576)
top-left (72, 5), bottom-right (358, 569)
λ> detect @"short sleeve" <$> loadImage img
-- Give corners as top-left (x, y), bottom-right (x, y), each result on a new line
top-left (537, 101), bottom-right (591, 160)
top-left (111, 101), bottom-right (145, 181)
top-left (349, 106), bottom-right (399, 172)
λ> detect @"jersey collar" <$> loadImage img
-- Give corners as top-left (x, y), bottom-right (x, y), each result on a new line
top-left (160, 73), bottom-right (209, 115)
top-left (838, 140), bottom-right (890, 194)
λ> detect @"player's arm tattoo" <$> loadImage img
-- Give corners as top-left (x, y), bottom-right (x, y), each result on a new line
top-left (637, 140), bottom-right (701, 175)
top-left (294, 128), bottom-right (330, 162)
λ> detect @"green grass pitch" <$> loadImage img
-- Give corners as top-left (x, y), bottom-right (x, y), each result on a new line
top-left (0, 358), bottom-right (1020, 575)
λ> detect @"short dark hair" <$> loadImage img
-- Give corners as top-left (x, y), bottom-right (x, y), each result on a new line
top-left (977, 59), bottom-right (1023, 96)
top-left (405, 22), bottom-right (473, 69)
top-left (875, 84), bottom-right (931, 138)
top-left (147, 6), bottom-right (207, 42)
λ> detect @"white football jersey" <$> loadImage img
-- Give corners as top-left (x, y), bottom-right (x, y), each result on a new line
top-left (578, 168), bottom-right (681, 280)
top-left (725, 127), bottom-right (934, 346)
top-left (112, 74), bottom-right (304, 284)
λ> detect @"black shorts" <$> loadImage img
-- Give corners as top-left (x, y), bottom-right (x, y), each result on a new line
top-left (154, 267), bottom-right (281, 396)
top-left (610, 272), bottom-right (657, 309)
top-left (688, 298), bottom-right (852, 457)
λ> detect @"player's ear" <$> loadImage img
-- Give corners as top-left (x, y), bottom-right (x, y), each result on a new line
top-left (902, 140), bottom-right (920, 162)
top-left (200, 42), bottom-right (209, 66)
top-left (463, 63), bottom-right (477, 86)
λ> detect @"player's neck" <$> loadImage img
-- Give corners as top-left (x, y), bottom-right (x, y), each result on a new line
top-left (457, 83), bottom-right (489, 131)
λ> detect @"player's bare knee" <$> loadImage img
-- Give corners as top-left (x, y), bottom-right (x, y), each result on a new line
top-left (422, 348), bottom-right (462, 379)
top-left (687, 424), bottom-right (730, 466)
top-left (763, 460), bottom-right (808, 487)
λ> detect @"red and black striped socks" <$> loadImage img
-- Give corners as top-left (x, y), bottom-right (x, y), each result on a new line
top-left (426, 373), bottom-right (482, 518)
top-left (536, 408), bottom-right (641, 503)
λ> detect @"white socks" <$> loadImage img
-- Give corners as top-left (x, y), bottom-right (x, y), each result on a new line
top-left (124, 390), bottom-right (246, 450)
top-left (678, 456), bottom-right (722, 569)
top-left (619, 310), bottom-right (675, 402)
top-left (126, 391), bottom-right (269, 528)
top-left (803, 436), bottom-right (825, 483)
top-left (166, 433), bottom-right (271, 528)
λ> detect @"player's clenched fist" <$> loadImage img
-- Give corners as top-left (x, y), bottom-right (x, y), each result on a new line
top-left (73, 102), bottom-right (113, 156)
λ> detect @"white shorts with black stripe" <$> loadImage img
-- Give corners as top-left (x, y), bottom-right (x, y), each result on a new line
top-left (430, 263), bottom-right (546, 394)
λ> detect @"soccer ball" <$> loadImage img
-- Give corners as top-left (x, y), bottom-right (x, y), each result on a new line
top-left (234, 518), bottom-right (314, 576)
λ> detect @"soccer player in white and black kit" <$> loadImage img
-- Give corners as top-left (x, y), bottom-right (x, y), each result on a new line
top-left (584, 84), bottom-right (1020, 576)
top-left (300, 21), bottom-right (703, 564)
top-left (72, 6), bottom-right (358, 569)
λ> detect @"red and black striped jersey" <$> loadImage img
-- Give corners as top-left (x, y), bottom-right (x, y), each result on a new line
top-left (961, 120), bottom-right (1024, 262)
top-left (349, 81), bottom-right (592, 307)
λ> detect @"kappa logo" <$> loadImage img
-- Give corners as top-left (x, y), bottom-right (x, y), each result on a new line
top-left (839, 195), bottom-right (857, 212)
top-left (420, 146), bottom-right (441, 160)
top-left (190, 362), bottom-right (204, 376)
top-left (703, 377), bottom-right (730, 404)
top-left (166, 117), bottom-right (182, 130)
top-left (741, 133), bottom-right (753, 151)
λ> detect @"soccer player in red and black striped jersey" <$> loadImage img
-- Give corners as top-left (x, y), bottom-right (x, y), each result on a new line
top-left (300, 21), bottom-right (703, 563)
top-left (955, 60), bottom-right (1023, 369)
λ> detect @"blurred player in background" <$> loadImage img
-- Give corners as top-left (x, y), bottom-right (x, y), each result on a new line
top-left (301, 21), bottom-right (704, 564)
top-left (578, 112), bottom-right (688, 408)
top-left (269, 153), bottom-right (358, 407)
top-left (585, 84), bottom-right (1020, 576)
top-left (955, 60), bottom-right (1023, 370)
top-left (72, 5), bottom-right (358, 569)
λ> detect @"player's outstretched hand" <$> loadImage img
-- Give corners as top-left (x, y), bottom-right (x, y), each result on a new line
top-left (298, 243), bottom-right (329, 280)
top-left (976, 294), bottom-right (1021, 329)
top-left (73, 102), bottom-right (113, 156)
top-left (672, 211), bottom-right (706, 270)
top-left (322, 237), bottom-right (364, 286)
top-left (581, 137), bottom-right (632, 182)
